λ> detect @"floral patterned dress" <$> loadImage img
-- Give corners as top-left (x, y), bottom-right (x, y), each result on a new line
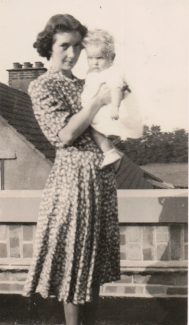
top-left (23, 69), bottom-right (120, 304)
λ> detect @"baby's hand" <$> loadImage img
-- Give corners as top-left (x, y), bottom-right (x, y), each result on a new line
top-left (111, 107), bottom-right (119, 120)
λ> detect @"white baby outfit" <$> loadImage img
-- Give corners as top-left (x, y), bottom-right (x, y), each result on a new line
top-left (81, 65), bottom-right (143, 140)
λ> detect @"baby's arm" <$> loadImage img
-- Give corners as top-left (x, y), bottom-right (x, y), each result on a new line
top-left (110, 86), bottom-right (122, 120)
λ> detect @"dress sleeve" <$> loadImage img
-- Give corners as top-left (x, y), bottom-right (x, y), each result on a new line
top-left (28, 77), bottom-right (71, 148)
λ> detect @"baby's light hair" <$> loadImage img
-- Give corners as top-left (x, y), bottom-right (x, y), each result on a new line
top-left (83, 29), bottom-right (115, 60)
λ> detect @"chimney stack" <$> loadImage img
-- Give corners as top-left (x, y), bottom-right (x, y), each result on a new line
top-left (7, 62), bottom-right (47, 93)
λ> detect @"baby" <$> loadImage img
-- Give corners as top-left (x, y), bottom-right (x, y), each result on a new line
top-left (81, 29), bottom-right (143, 168)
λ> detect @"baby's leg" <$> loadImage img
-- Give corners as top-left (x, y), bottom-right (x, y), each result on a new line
top-left (91, 128), bottom-right (123, 169)
top-left (91, 128), bottom-right (114, 152)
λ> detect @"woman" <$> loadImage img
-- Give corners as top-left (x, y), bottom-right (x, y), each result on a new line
top-left (23, 14), bottom-right (120, 325)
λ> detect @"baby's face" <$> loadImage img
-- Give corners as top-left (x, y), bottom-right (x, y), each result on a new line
top-left (85, 45), bottom-right (112, 72)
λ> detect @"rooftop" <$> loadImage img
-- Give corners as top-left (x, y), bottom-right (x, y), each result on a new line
top-left (0, 82), bottom-right (171, 189)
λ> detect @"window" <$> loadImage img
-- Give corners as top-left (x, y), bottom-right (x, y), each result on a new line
top-left (0, 160), bottom-right (5, 190)
top-left (0, 153), bottom-right (16, 190)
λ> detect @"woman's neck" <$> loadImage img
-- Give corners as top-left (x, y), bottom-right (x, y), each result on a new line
top-left (49, 60), bottom-right (73, 79)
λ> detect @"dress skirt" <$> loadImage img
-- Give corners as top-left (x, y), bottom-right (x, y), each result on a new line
top-left (23, 147), bottom-right (121, 304)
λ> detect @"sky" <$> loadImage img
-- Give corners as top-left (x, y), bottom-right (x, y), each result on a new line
top-left (0, 0), bottom-right (188, 131)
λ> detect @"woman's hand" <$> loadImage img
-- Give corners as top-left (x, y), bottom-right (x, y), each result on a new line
top-left (95, 83), bottom-right (111, 107)
top-left (58, 128), bottom-right (73, 146)
top-left (57, 84), bottom-right (112, 146)
top-left (94, 83), bottom-right (128, 108)
top-left (82, 83), bottom-right (111, 112)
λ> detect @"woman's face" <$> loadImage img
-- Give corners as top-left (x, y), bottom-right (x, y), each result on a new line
top-left (50, 31), bottom-right (82, 72)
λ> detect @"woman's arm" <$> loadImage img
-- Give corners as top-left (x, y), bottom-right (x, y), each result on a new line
top-left (29, 78), bottom-right (110, 147)
top-left (58, 84), bottom-right (110, 146)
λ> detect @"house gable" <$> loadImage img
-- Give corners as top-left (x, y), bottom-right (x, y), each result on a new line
top-left (0, 116), bottom-right (51, 189)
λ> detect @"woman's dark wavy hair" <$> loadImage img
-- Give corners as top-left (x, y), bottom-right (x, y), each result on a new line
top-left (33, 14), bottom-right (87, 60)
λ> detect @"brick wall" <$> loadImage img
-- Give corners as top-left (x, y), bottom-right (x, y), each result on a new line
top-left (7, 62), bottom-right (47, 93)
top-left (0, 223), bottom-right (187, 298)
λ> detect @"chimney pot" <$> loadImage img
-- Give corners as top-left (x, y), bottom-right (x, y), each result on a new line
top-left (23, 62), bottom-right (33, 68)
top-left (34, 61), bottom-right (44, 68)
top-left (13, 62), bottom-right (22, 69)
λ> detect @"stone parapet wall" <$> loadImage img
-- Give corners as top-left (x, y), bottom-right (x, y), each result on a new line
top-left (120, 224), bottom-right (187, 261)
top-left (0, 224), bottom-right (187, 262)
top-left (0, 224), bottom-right (35, 259)
top-left (0, 223), bottom-right (187, 298)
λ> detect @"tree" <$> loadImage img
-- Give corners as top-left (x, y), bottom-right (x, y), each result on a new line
top-left (112, 125), bottom-right (188, 165)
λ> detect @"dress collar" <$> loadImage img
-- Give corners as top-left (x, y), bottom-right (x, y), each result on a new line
top-left (48, 66), bottom-right (78, 83)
